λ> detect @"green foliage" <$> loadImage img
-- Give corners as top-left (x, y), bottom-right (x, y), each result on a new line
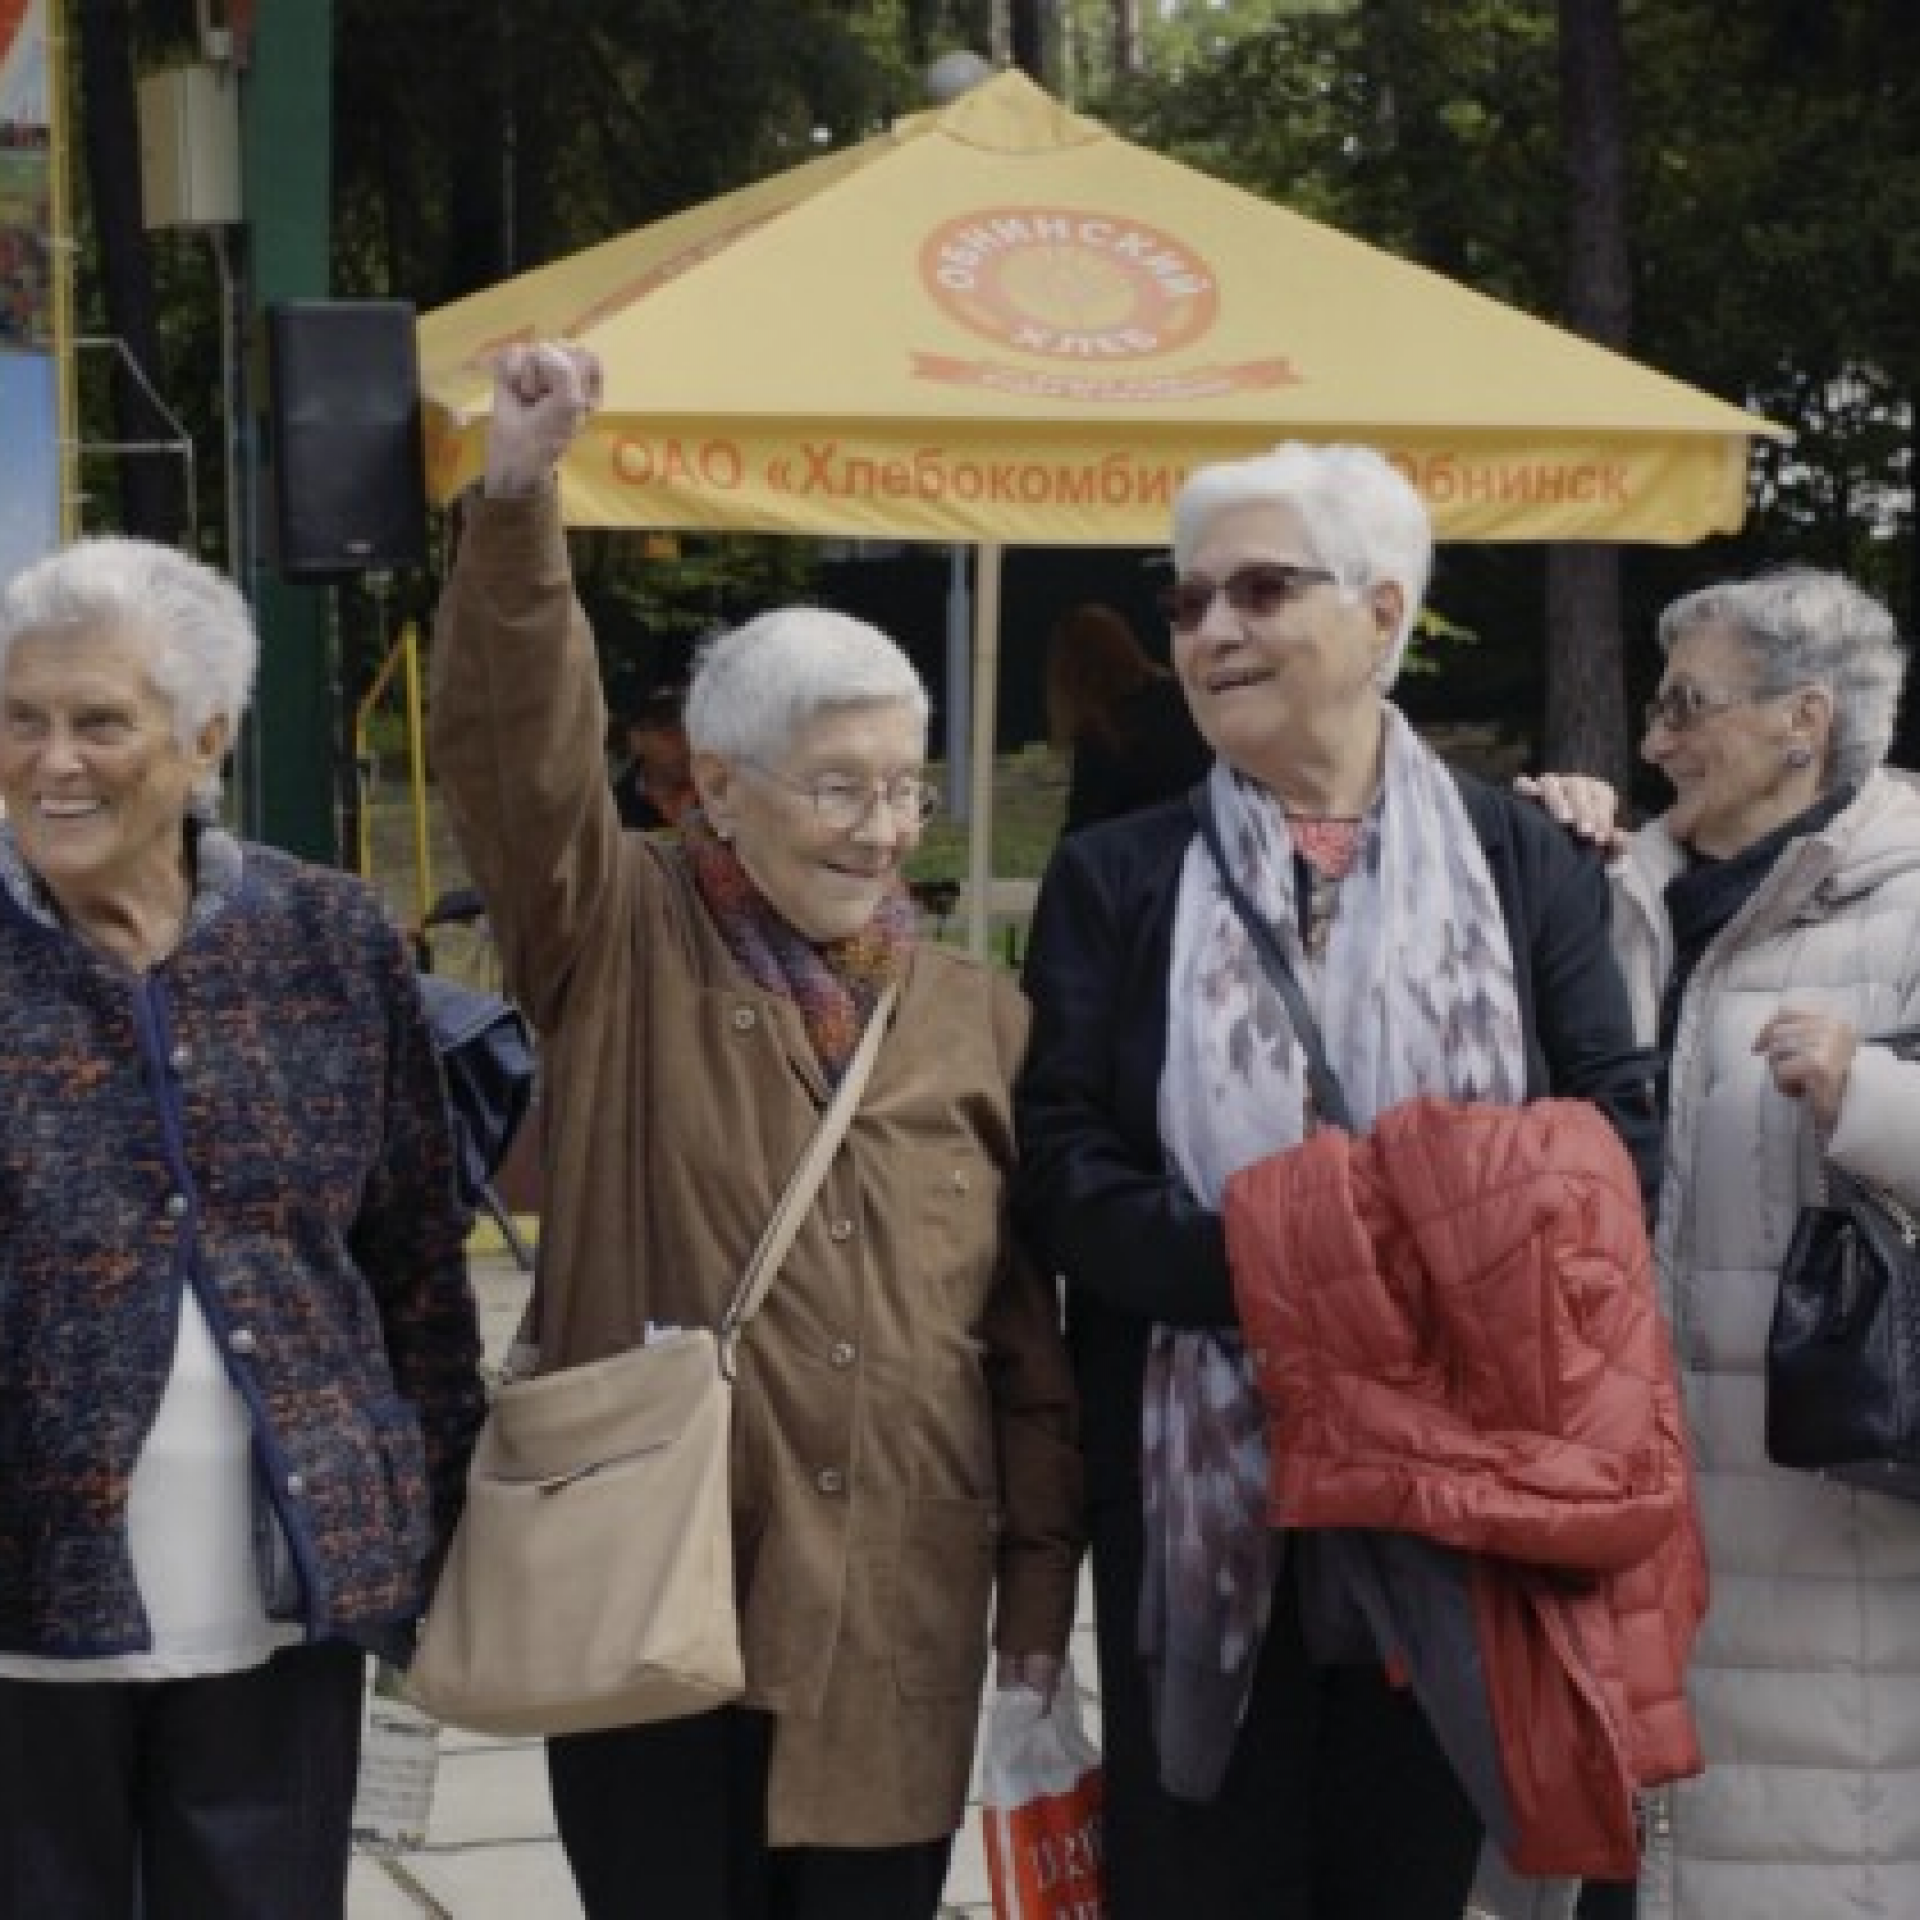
top-left (74, 0), bottom-right (1920, 758)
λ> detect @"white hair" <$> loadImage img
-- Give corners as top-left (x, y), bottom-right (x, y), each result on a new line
top-left (1170, 443), bottom-right (1433, 685)
top-left (1658, 566), bottom-right (1908, 788)
top-left (684, 605), bottom-right (930, 763)
top-left (0, 537), bottom-right (257, 804)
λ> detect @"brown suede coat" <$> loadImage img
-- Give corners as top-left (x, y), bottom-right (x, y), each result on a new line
top-left (430, 487), bottom-right (1082, 1845)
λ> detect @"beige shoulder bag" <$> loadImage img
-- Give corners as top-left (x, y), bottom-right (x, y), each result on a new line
top-left (405, 985), bottom-right (896, 1737)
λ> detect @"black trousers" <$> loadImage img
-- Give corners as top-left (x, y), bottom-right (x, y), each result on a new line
top-left (1091, 1498), bottom-right (1483, 1920)
top-left (547, 1705), bottom-right (954, 1920)
top-left (1577, 1881), bottom-right (1639, 1918)
top-left (0, 1641), bottom-right (366, 1920)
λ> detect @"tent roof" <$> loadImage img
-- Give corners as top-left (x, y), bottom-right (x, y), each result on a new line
top-left (420, 70), bottom-right (1781, 545)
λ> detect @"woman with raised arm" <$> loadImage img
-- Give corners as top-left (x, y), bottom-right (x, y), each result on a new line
top-left (429, 342), bottom-right (1080, 1920)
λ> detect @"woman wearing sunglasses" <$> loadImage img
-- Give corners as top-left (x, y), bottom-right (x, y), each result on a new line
top-left (1014, 443), bottom-right (1689, 1919)
top-left (1526, 568), bottom-right (1920, 1920)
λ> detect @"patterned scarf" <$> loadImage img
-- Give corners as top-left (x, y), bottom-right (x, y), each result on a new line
top-left (680, 812), bottom-right (914, 1079)
top-left (1141, 708), bottom-right (1527, 1799)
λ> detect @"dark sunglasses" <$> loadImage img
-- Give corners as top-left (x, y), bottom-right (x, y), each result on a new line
top-left (1641, 682), bottom-right (1773, 735)
top-left (1157, 561), bottom-right (1337, 633)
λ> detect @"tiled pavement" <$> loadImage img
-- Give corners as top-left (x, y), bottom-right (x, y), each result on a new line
top-left (348, 1244), bottom-right (1101, 1919)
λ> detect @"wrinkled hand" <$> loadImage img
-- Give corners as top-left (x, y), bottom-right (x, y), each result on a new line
top-left (483, 340), bottom-right (603, 498)
top-left (1754, 1008), bottom-right (1858, 1136)
top-left (996, 1651), bottom-right (1064, 1704)
top-left (1513, 772), bottom-right (1628, 855)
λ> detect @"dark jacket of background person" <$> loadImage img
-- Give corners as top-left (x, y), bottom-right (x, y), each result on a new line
top-left (1046, 602), bottom-right (1211, 833)
top-left (1013, 777), bottom-right (1661, 1915)
top-left (0, 831), bottom-right (486, 1660)
top-left (430, 488), bottom-right (1083, 1849)
top-left (610, 686), bottom-right (695, 833)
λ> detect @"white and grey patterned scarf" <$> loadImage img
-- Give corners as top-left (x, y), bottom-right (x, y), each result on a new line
top-left (1141, 708), bottom-right (1526, 1798)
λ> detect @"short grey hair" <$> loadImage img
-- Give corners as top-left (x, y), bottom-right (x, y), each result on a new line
top-left (0, 537), bottom-right (257, 804)
top-left (1658, 566), bottom-right (1907, 787)
top-left (684, 606), bottom-right (930, 764)
top-left (1170, 443), bottom-right (1433, 685)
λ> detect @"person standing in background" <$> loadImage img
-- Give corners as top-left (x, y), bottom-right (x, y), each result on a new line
top-left (1045, 600), bottom-right (1211, 832)
top-left (611, 683), bottom-right (697, 832)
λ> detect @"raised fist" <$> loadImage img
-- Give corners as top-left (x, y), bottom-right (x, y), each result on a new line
top-left (483, 341), bottom-right (603, 499)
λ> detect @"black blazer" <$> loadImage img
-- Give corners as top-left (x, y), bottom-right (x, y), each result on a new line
top-left (1013, 770), bottom-right (1662, 1502)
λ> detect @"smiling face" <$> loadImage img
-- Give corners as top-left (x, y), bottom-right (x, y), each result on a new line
top-left (1642, 619), bottom-right (1829, 857)
top-left (0, 620), bottom-right (228, 921)
top-left (1171, 501), bottom-right (1400, 797)
top-left (696, 700), bottom-right (927, 943)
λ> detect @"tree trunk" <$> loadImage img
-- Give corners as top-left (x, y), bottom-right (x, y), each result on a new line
top-left (1893, 385), bottom-right (1920, 771)
top-left (1545, 0), bottom-right (1632, 785)
top-left (1111, 0), bottom-right (1142, 75)
top-left (1008, 0), bottom-right (1054, 84)
top-left (75, 0), bottom-right (188, 544)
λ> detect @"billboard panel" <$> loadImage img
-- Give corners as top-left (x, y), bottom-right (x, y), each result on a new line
top-left (0, 0), bottom-right (58, 585)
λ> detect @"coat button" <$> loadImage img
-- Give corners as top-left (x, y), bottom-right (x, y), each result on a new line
top-left (285, 1472), bottom-right (306, 1497)
top-left (169, 1044), bottom-right (192, 1071)
top-left (229, 1328), bottom-right (258, 1356)
top-left (731, 1006), bottom-right (758, 1031)
top-left (162, 1193), bottom-right (189, 1220)
top-left (828, 1340), bottom-right (857, 1368)
top-left (828, 1218), bottom-right (855, 1242)
top-left (814, 1467), bottom-right (846, 1496)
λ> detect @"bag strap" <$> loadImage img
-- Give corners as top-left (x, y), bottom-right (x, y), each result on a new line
top-left (718, 981), bottom-right (898, 1364)
top-left (1188, 783), bottom-right (1356, 1133)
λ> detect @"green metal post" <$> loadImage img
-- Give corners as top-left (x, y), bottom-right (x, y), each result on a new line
top-left (238, 0), bottom-right (338, 862)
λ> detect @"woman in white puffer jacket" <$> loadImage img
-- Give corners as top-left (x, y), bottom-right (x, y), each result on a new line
top-left (1538, 566), bottom-right (1920, 1920)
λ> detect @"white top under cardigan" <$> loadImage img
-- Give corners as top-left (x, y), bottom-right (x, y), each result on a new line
top-left (0, 1291), bottom-right (299, 1680)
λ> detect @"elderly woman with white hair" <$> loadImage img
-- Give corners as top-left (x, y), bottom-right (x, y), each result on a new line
top-left (428, 342), bottom-right (1080, 1920)
top-left (0, 538), bottom-right (485, 1918)
top-left (1528, 566), bottom-right (1920, 1920)
top-left (1014, 444), bottom-right (1680, 1918)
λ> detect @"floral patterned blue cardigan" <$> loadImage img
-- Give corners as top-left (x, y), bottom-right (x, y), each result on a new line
top-left (0, 820), bottom-right (486, 1661)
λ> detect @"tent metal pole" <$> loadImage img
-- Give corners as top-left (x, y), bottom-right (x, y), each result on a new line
top-left (965, 541), bottom-right (1004, 960)
top-left (944, 543), bottom-right (971, 818)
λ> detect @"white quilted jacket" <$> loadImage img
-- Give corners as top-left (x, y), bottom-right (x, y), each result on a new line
top-left (1611, 771), bottom-right (1920, 1920)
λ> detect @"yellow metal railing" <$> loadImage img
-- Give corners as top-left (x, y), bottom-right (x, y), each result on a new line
top-left (353, 619), bottom-right (435, 935)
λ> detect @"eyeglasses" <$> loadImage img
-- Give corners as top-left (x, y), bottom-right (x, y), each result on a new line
top-left (1642, 682), bottom-right (1776, 734)
top-left (1157, 562), bottom-right (1337, 633)
top-left (743, 762), bottom-right (938, 830)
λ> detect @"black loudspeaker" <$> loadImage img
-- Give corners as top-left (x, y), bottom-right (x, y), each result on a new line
top-left (267, 299), bottom-right (428, 580)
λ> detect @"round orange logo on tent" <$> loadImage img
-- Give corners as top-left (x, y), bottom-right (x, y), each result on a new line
top-left (920, 207), bottom-right (1218, 362)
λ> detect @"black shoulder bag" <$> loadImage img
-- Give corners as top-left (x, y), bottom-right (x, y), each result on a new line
top-left (1766, 1025), bottom-right (1920, 1501)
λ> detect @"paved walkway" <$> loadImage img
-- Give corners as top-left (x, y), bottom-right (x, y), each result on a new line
top-left (348, 1244), bottom-right (1100, 1919)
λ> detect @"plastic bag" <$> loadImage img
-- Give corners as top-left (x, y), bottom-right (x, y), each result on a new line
top-left (352, 1662), bottom-right (441, 1851)
top-left (981, 1668), bottom-right (1106, 1920)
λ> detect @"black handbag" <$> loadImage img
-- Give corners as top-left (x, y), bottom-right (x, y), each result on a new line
top-left (1766, 1030), bottom-right (1920, 1500)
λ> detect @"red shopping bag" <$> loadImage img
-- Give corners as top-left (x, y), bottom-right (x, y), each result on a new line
top-left (981, 1669), bottom-right (1106, 1920)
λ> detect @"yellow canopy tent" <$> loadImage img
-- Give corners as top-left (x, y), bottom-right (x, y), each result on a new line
top-left (418, 69), bottom-right (1782, 946)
